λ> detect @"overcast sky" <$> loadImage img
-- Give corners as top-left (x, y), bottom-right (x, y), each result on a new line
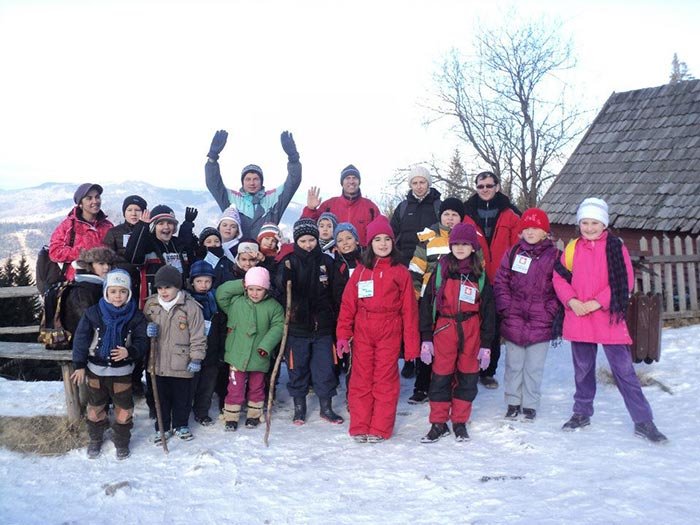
top-left (0, 0), bottom-right (697, 205)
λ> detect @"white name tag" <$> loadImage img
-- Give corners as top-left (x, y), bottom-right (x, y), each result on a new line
top-left (358, 280), bottom-right (374, 298)
top-left (319, 264), bottom-right (328, 284)
top-left (459, 284), bottom-right (477, 304)
top-left (164, 252), bottom-right (183, 272)
top-left (122, 234), bottom-right (131, 247)
top-left (204, 320), bottom-right (211, 336)
top-left (511, 254), bottom-right (532, 274)
top-left (204, 251), bottom-right (220, 269)
top-left (348, 268), bottom-right (355, 278)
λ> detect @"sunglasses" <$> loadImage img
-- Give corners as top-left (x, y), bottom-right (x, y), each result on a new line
top-left (476, 184), bottom-right (496, 190)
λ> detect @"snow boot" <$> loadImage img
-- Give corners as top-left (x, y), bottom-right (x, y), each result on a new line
top-left (225, 421), bottom-right (238, 432)
top-left (319, 398), bottom-right (344, 424)
top-left (86, 419), bottom-right (108, 459)
top-left (401, 360), bottom-right (415, 379)
top-left (366, 435), bottom-right (385, 444)
top-left (174, 426), bottom-right (194, 441)
top-left (408, 390), bottom-right (429, 405)
top-left (522, 408), bottom-right (536, 421)
top-left (116, 446), bottom-right (130, 460)
top-left (245, 400), bottom-right (264, 428)
top-left (87, 441), bottom-right (102, 459)
top-left (562, 414), bottom-right (591, 431)
top-left (505, 405), bottom-right (521, 419)
top-left (634, 421), bottom-right (668, 443)
top-left (293, 397), bottom-right (307, 425)
top-left (453, 423), bottom-right (470, 442)
top-left (245, 418), bottom-right (261, 429)
top-left (421, 422), bottom-right (451, 443)
top-left (194, 415), bottom-right (214, 426)
top-left (352, 434), bottom-right (368, 443)
top-left (479, 375), bottom-right (499, 389)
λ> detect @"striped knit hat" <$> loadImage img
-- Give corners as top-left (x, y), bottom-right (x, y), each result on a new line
top-left (149, 205), bottom-right (178, 233)
top-left (293, 218), bottom-right (319, 242)
top-left (256, 223), bottom-right (282, 243)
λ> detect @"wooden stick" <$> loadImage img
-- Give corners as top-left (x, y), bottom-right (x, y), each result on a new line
top-left (149, 337), bottom-right (168, 454)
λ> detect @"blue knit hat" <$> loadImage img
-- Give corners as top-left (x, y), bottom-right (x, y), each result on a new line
top-left (340, 164), bottom-right (360, 184)
top-left (334, 222), bottom-right (359, 243)
top-left (241, 164), bottom-right (264, 186)
top-left (190, 260), bottom-right (216, 281)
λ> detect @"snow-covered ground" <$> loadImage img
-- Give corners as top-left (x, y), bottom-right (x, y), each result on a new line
top-left (1, 326), bottom-right (698, 525)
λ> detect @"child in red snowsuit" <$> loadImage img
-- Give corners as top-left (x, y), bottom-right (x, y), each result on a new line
top-left (336, 216), bottom-right (419, 443)
top-left (418, 223), bottom-right (495, 443)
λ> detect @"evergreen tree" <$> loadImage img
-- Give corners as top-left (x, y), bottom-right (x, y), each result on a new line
top-left (0, 257), bottom-right (15, 325)
top-left (443, 149), bottom-right (470, 200)
top-left (14, 254), bottom-right (42, 325)
top-left (669, 53), bottom-right (694, 83)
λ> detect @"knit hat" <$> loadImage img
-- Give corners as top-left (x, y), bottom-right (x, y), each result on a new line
top-left (576, 198), bottom-right (609, 228)
top-left (73, 183), bottom-right (103, 204)
top-left (519, 208), bottom-right (551, 233)
top-left (244, 266), bottom-right (271, 290)
top-left (256, 223), bottom-right (282, 243)
top-left (340, 164), bottom-right (361, 184)
top-left (293, 218), bottom-right (319, 242)
top-left (190, 260), bottom-right (216, 281)
top-left (198, 227), bottom-right (222, 245)
top-left (149, 205), bottom-right (178, 233)
top-left (217, 205), bottom-right (242, 228)
top-left (241, 164), bottom-right (264, 186)
top-left (439, 197), bottom-right (465, 221)
top-left (76, 246), bottom-right (116, 269)
top-left (122, 195), bottom-right (147, 215)
top-left (103, 269), bottom-right (132, 303)
top-left (154, 265), bottom-right (182, 289)
top-left (318, 212), bottom-right (338, 230)
top-left (408, 165), bottom-right (431, 186)
top-left (236, 240), bottom-right (260, 255)
top-left (449, 223), bottom-right (480, 250)
top-left (366, 215), bottom-right (395, 242)
top-left (334, 222), bottom-right (359, 243)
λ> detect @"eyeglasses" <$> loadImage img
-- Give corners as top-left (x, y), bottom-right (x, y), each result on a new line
top-left (476, 184), bottom-right (496, 190)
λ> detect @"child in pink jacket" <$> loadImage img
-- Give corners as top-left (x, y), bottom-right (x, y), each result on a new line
top-left (552, 198), bottom-right (667, 443)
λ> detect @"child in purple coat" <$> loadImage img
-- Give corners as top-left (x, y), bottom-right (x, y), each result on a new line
top-left (494, 208), bottom-right (560, 421)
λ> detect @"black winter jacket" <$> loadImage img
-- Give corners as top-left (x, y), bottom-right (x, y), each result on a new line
top-left (391, 188), bottom-right (442, 266)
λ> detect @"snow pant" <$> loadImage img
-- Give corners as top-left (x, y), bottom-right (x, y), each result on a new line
top-left (504, 340), bottom-right (550, 410)
top-left (571, 342), bottom-right (654, 424)
top-left (414, 359), bottom-right (432, 394)
top-left (191, 361), bottom-right (221, 420)
top-left (429, 315), bottom-right (480, 424)
top-left (481, 317), bottom-right (502, 378)
top-left (85, 369), bottom-right (134, 448)
top-left (223, 369), bottom-right (266, 422)
top-left (348, 311), bottom-right (402, 439)
top-left (286, 334), bottom-right (338, 400)
top-left (215, 364), bottom-right (229, 411)
top-left (154, 376), bottom-right (193, 432)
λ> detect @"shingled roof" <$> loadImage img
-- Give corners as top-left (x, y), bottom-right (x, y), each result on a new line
top-left (540, 79), bottom-right (700, 234)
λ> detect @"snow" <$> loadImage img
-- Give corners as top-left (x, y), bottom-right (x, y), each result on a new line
top-left (1, 326), bottom-right (698, 524)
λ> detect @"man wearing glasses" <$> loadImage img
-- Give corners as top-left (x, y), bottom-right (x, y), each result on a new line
top-left (463, 171), bottom-right (521, 389)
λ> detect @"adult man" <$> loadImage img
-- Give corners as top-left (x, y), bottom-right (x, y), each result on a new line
top-left (302, 164), bottom-right (380, 246)
top-left (205, 129), bottom-right (301, 238)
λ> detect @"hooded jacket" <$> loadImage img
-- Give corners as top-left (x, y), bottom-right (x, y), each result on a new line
top-left (390, 187), bottom-right (442, 266)
top-left (301, 192), bottom-right (380, 247)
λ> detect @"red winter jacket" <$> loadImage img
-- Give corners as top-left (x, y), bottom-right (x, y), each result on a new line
top-left (301, 192), bottom-right (380, 246)
top-left (462, 207), bottom-right (520, 283)
top-left (49, 207), bottom-right (114, 281)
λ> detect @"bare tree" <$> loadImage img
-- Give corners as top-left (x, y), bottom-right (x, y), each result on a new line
top-left (428, 17), bottom-right (585, 207)
top-left (669, 53), bottom-right (694, 83)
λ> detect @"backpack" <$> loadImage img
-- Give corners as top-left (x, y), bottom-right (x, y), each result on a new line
top-left (37, 281), bottom-right (74, 350)
top-left (36, 221), bottom-right (76, 295)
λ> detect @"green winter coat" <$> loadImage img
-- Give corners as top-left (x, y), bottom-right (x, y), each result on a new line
top-left (215, 279), bottom-right (285, 372)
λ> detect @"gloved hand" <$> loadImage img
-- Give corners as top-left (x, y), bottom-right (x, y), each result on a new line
top-left (478, 347), bottom-right (491, 371)
top-left (184, 207), bottom-right (198, 223)
top-left (280, 131), bottom-right (299, 162)
top-left (207, 130), bottom-right (228, 160)
top-left (146, 322), bottom-right (159, 338)
top-left (187, 360), bottom-right (202, 374)
top-left (336, 339), bottom-right (350, 359)
top-left (257, 349), bottom-right (269, 358)
top-left (420, 341), bottom-right (434, 365)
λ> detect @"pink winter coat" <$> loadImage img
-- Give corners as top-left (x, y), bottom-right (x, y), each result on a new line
top-left (552, 231), bottom-right (634, 345)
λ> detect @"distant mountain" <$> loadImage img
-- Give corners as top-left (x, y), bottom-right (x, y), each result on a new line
top-left (0, 181), bottom-right (303, 271)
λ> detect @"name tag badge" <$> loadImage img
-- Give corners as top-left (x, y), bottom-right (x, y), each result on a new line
top-left (358, 280), bottom-right (374, 298)
top-left (319, 264), bottom-right (328, 284)
top-left (348, 268), bottom-right (355, 278)
top-left (204, 320), bottom-right (211, 336)
top-left (459, 284), bottom-right (477, 304)
top-left (122, 234), bottom-right (131, 247)
top-left (204, 251), bottom-right (220, 269)
top-left (164, 253), bottom-right (183, 272)
top-left (512, 254), bottom-right (532, 274)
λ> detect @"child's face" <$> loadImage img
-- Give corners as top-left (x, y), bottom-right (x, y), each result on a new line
top-left (106, 286), bottom-right (129, 307)
top-left (124, 204), bottom-right (143, 226)
top-left (440, 210), bottom-right (461, 229)
top-left (237, 252), bottom-right (259, 271)
top-left (203, 235), bottom-right (221, 248)
top-left (91, 261), bottom-right (111, 278)
top-left (155, 220), bottom-right (176, 242)
top-left (246, 285), bottom-right (267, 303)
top-left (451, 243), bottom-right (474, 260)
top-left (336, 231), bottom-right (358, 255)
top-left (579, 219), bottom-right (605, 241)
top-left (522, 227), bottom-right (548, 245)
top-left (192, 276), bottom-right (213, 293)
top-left (259, 236), bottom-right (278, 251)
top-left (219, 220), bottom-right (239, 242)
top-left (157, 285), bottom-right (179, 302)
top-left (318, 219), bottom-right (334, 241)
top-left (296, 235), bottom-right (318, 252)
top-left (371, 234), bottom-right (393, 258)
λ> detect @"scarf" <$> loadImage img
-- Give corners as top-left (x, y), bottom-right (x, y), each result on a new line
top-left (158, 291), bottom-right (181, 312)
top-left (97, 298), bottom-right (136, 361)
top-left (191, 290), bottom-right (217, 321)
top-left (222, 239), bottom-right (238, 262)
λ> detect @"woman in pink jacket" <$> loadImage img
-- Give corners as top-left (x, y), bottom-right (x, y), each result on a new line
top-left (553, 198), bottom-right (667, 443)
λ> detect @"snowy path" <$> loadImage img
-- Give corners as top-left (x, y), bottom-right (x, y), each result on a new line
top-left (1, 326), bottom-right (698, 524)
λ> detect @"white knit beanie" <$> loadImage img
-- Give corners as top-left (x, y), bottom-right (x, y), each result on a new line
top-left (408, 165), bottom-right (432, 187)
top-left (576, 198), bottom-right (609, 228)
top-left (103, 269), bottom-right (133, 303)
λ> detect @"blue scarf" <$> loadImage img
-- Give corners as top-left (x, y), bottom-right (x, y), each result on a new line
top-left (98, 298), bottom-right (136, 360)
top-left (191, 290), bottom-right (218, 321)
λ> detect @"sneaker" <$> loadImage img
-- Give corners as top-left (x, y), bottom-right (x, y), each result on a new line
top-left (245, 418), bottom-right (261, 429)
top-left (479, 376), bottom-right (499, 389)
top-left (401, 360), bottom-right (416, 379)
top-left (366, 435), bottom-right (385, 444)
top-left (420, 423), bottom-right (451, 443)
top-left (634, 421), bottom-right (668, 443)
top-left (115, 446), bottom-right (130, 460)
top-left (562, 414), bottom-right (591, 431)
top-left (174, 426), bottom-right (194, 441)
top-left (153, 430), bottom-right (173, 445)
top-left (87, 441), bottom-right (102, 459)
top-left (408, 391), bottom-right (429, 405)
top-left (352, 434), bottom-right (368, 443)
top-left (522, 408), bottom-right (536, 421)
top-left (224, 421), bottom-right (238, 432)
top-left (194, 415), bottom-right (214, 426)
top-left (505, 405), bottom-right (521, 419)
top-left (453, 423), bottom-right (470, 442)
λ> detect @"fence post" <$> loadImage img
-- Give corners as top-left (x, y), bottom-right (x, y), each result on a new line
top-left (674, 236), bottom-right (687, 313)
top-left (639, 237), bottom-right (651, 293)
top-left (688, 236), bottom-right (698, 313)
top-left (651, 236), bottom-right (663, 295)
top-left (663, 236), bottom-right (674, 314)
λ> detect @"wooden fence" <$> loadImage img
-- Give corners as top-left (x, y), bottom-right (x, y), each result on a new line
top-left (0, 286), bottom-right (40, 335)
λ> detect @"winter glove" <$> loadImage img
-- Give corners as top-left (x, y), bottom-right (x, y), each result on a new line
top-left (146, 322), bottom-right (159, 338)
top-left (184, 207), bottom-right (198, 223)
top-left (257, 349), bottom-right (269, 358)
top-left (280, 131), bottom-right (299, 162)
top-left (336, 339), bottom-right (350, 359)
top-left (187, 360), bottom-right (202, 374)
top-left (420, 341), bottom-right (434, 365)
top-left (478, 347), bottom-right (491, 371)
top-left (207, 129), bottom-right (228, 160)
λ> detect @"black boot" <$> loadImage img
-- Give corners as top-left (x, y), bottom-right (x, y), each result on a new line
top-left (453, 423), bottom-right (470, 442)
top-left (634, 421), bottom-right (668, 443)
top-left (401, 360), bottom-right (415, 379)
top-left (86, 419), bottom-right (108, 459)
top-left (562, 413), bottom-right (591, 431)
top-left (293, 396), bottom-right (307, 425)
top-left (505, 405), bottom-right (521, 419)
top-left (319, 398), bottom-right (344, 424)
top-left (420, 422), bottom-right (450, 443)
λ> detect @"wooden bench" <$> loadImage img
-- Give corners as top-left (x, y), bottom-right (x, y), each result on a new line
top-left (0, 342), bottom-right (81, 427)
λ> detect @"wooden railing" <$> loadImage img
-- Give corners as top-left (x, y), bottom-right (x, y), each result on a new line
top-left (0, 286), bottom-right (40, 335)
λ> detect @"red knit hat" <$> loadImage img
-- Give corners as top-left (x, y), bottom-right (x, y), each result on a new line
top-left (518, 208), bottom-right (550, 233)
top-left (365, 215), bottom-right (395, 242)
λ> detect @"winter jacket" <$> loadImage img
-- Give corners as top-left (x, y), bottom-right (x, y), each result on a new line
top-left (337, 257), bottom-right (420, 360)
top-left (463, 193), bottom-right (521, 283)
top-left (552, 231), bottom-right (635, 345)
top-left (205, 158), bottom-right (301, 239)
top-left (301, 192), bottom-right (381, 246)
top-left (72, 302), bottom-right (148, 371)
top-left (189, 290), bottom-right (227, 366)
top-left (49, 207), bottom-right (114, 281)
top-left (216, 279), bottom-right (285, 373)
top-left (103, 221), bottom-right (142, 297)
top-left (62, 273), bottom-right (103, 340)
top-left (493, 238), bottom-right (561, 347)
top-left (193, 247), bottom-right (236, 289)
top-left (390, 188), bottom-right (442, 266)
top-left (143, 291), bottom-right (207, 378)
top-left (331, 248), bottom-right (362, 314)
top-left (408, 222), bottom-right (451, 298)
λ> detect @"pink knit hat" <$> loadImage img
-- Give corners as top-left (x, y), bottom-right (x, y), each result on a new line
top-left (365, 215), bottom-right (395, 242)
top-left (244, 266), bottom-right (270, 290)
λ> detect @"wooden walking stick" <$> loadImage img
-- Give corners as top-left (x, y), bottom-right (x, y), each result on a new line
top-left (264, 275), bottom-right (293, 447)
top-left (149, 337), bottom-right (168, 454)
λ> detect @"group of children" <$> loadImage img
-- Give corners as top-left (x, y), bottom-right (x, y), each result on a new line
top-left (67, 191), bottom-right (667, 460)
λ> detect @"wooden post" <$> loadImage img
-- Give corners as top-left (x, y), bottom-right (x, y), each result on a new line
top-left (651, 236), bottom-right (663, 295)
top-left (60, 362), bottom-right (81, 428)
top-left (639, 237), bottom-right (651, 293)
top-left (674, 236), bottom-right (686, 312)
top-left (663, 236), bottom-right (674, 314)
top-left (686, 236), bottom-right (698, 313)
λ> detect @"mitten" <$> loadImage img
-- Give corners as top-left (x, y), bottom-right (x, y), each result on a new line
top-left (187, 360), bottom-right (202, 373)
top-left (280, 131), bottom-right (299, 162)
top-left (207, 130), bottom-right (228, 160)
top-left (146, 322), bottom-right (159, 338)
top-left (184, 207), bottom-right (198, 223)
top-left (477, 347), bottom-right (491, 371)
top-left (336, 339), bottom-right (350, 359)
top-left (420, 341), bottom-right (434, 365)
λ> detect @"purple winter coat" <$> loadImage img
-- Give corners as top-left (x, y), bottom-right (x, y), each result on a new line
top-left (493, 238), bottom-right (561, 347)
